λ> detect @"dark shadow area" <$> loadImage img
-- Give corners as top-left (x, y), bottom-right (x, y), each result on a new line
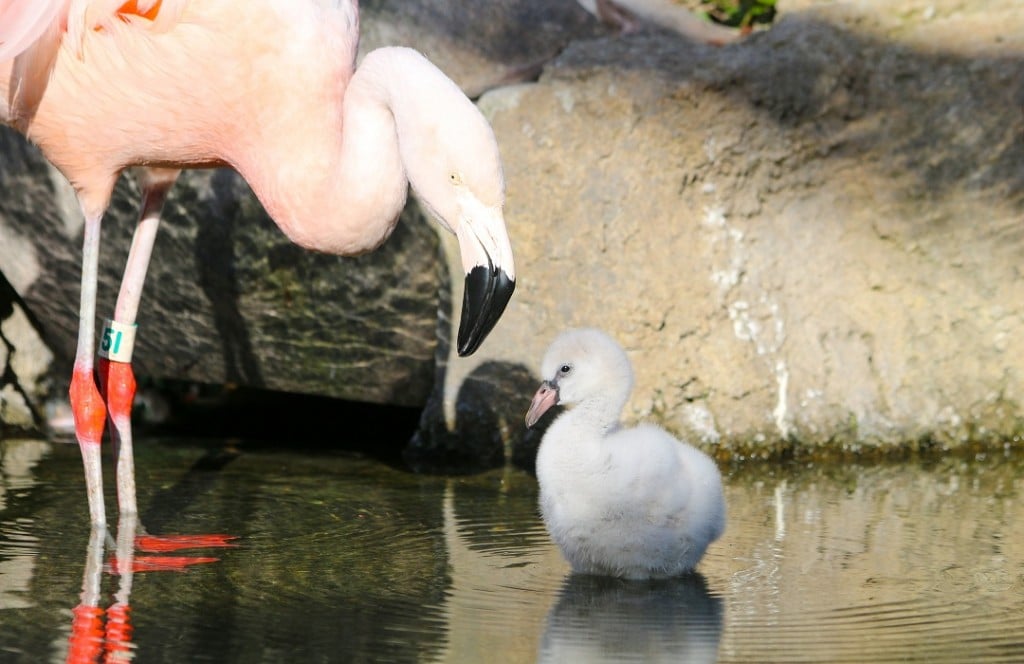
top-left (138, 441), bottom-right (242, 535)
top-left (192, 170), bottom-right (264, 386)
top-left (1, 134), bottom-right (440, 412)
top-left (132, 379), bottom-right (421, 468)
top-left (0, 271), bottom-right (46, 432)
top-left (406, 359), bottom-right (547, 475)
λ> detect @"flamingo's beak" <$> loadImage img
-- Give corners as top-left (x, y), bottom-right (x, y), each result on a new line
top-left (525, 380), bottom-right (559, 428)
top-left (454, 203), bottom-right (515, 356)
top-left (459, 265), bottom-right (515, 356)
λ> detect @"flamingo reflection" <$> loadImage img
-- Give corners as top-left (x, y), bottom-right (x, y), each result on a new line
top-left (66, 518), bottom-right (235, 662)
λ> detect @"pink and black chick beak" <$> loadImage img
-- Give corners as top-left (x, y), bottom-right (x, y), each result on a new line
top-left (525, 380), bottom-right (559, 428)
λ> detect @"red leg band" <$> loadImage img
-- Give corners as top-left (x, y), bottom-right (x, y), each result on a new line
top-left (100, 358), bottom-right (136, 423)
top-left (69, 368), bottom-right (106, 445)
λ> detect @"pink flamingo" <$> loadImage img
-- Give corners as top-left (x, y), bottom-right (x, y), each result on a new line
top-left (0, 0), bottom-right (516, 529)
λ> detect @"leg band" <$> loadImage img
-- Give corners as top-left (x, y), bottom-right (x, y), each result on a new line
top-left (98, 319), bottom-right (138, 363)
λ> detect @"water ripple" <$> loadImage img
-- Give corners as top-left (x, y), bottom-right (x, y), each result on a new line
top-left (2, 440), bottom-right (1024, 663)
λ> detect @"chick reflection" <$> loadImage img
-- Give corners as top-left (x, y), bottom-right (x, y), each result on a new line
top-left (538, 573), bottom-right (724, 663)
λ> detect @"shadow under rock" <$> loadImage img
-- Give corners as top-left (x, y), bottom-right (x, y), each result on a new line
top-left (138, 381), bottom-right (421, 467)
top-left (406, 359), bottom-right (546, 474)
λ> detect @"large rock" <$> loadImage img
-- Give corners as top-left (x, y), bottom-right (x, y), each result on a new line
top-left (359, 0), bottom-right (600, 97)
top-left (414, 1), bottom-right (1024, 464)
top-left (4, 1), bottom-right (1024, 466)
top-left (0, 127), bottom-right (442, 408)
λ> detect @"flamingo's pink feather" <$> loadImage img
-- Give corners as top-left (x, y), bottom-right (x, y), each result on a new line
top-left (1, 0), bottom-right (188, 129)
top-left (0, 1), bottom-right (185, 61)
top-left (0, 0), bottom-right (66, 62)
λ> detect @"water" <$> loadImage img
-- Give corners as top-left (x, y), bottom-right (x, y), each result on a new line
top-left (1, 437), bottom-right (1022, 662)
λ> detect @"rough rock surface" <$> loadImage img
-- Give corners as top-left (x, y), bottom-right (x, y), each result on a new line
top-left (3, 1), bottom-right (1024, 467)
top-left (360, 0), bottom-right (600, 97)
top-left (0, 128), bottom-right (441, 409)
top-left (414, 1), bottom-right (1024, 465)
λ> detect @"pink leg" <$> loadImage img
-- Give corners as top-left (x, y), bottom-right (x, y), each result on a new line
top-left (100, 168), bottom-right (179, 517)
top-left (69, 209), bottom-right (108, 528)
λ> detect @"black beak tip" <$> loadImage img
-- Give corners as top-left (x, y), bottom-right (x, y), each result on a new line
top-left (457, 266), bottom-right (515, 356)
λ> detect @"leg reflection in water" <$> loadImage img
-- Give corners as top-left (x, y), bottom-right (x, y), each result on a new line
top-left (65, 515), bottom-right (236, 663)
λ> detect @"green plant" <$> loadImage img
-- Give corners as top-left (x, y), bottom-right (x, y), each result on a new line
top-left (699, 0), bottom-right (777, 28)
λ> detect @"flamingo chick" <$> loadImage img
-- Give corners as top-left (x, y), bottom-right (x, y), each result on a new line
top-left (526, 328), bottom-right (725, 579)
top-left (0, 0), bottom-right (516, 528)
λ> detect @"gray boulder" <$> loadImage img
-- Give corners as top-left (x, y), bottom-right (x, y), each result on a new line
top-left (425, 3), bottom-right (1024, 464)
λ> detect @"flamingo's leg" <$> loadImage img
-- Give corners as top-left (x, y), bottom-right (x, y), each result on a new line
top-left (69, 209), bottom-right (108, 528)
top-left (98, 168), bottom-right (179, 517)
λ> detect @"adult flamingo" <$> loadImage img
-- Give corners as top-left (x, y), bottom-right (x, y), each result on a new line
top-left (0, 0), bottom-right (516, 529)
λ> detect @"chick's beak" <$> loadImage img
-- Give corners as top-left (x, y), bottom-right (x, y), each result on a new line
top-left (525, 380), bottom-right (559, 428)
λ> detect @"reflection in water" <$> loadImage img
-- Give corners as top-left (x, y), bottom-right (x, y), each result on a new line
top-left (0, 438), bottom-right (1023, 662)
top-left (63, 513), bottom-right (235, 662)
top-left (66, 527), bottom-right (107, 664)
top-left (64, 516), bottom-right (234, 664)
top-left (0, 439), bottom-right (48, 611)
top-left (715, 457), bottom-right (1024, 662)
top-left (539, 574), bottom-right (723, 663)
top-left (439, 476), bottom-right (566, 663)
top-left (0, 440), bottom-right (235, 663)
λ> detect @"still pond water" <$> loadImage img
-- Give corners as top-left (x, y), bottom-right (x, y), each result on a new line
top-left (0, 437), bottom-right (1022, 663)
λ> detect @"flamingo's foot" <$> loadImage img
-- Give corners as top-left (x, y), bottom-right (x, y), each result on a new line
top-left (108, 555), bottom-right (223, 573)
top-left (135, 534), bottom-right (239, 553)
top-left (106, 533), bottom-right (238, 572)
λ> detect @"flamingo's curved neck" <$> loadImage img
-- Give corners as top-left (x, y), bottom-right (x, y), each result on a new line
top-left (237, 49), bottom-right (412, 256)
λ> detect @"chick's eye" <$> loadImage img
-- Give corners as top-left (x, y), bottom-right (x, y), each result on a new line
top-left (559, 364), bottom-right (572, 375)
top-left (450, 172), bottom-right (463, 185)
